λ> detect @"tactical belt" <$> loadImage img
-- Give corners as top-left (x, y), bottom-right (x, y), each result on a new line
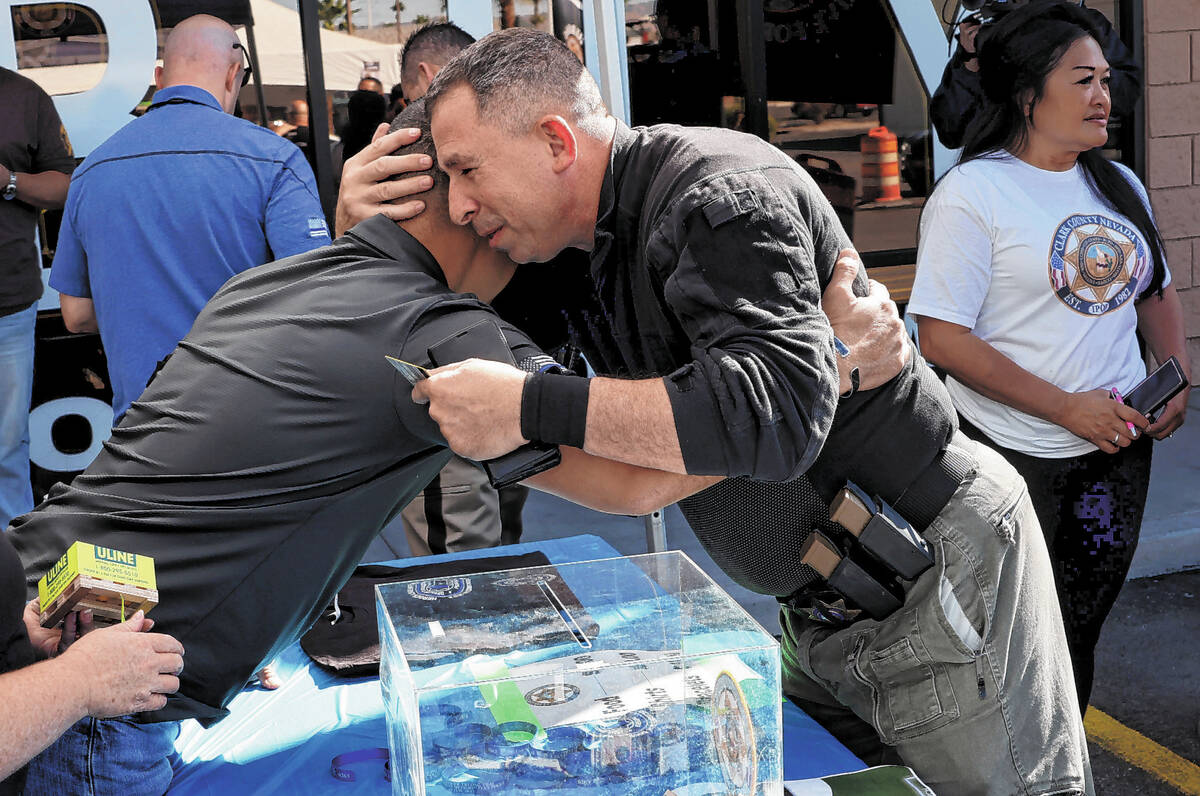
top-left (891, 428), bottom-right (977, 532)
top-left (783, 429), bottom-right (976, 624)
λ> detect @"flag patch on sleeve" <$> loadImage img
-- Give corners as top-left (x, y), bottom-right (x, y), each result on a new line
top-left (308, 217), bottom-right (330, 238)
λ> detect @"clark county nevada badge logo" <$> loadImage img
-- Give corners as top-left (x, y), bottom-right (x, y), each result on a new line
top-left (1048, 214), bottom-right (1149, 316)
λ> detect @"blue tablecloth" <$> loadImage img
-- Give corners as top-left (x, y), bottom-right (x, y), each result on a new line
top-left (168, 535), bottom-right (863, 794)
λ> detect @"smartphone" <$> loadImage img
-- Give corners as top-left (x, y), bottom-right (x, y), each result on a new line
top-left (1123, 356), bottom-right (1187, 421)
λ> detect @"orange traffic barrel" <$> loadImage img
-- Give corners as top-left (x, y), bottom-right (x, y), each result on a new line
top-left (860, 126), bottom-right (901, 202)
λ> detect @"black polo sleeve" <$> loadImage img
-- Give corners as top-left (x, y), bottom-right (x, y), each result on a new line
top-left (650, 168), bottom-right (842, 482)
top-left (390, 296), bottom-right (548, 446)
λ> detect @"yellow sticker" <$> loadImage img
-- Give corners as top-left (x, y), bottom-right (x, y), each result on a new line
top-left (38, 541), bottom-right (156, 609)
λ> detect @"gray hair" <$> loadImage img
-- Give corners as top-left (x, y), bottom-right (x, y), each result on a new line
top-left (424, 28), bottom-right (608, 137)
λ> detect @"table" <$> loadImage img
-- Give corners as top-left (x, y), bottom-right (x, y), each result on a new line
top-left (168, 535), bottom-right (865, 794)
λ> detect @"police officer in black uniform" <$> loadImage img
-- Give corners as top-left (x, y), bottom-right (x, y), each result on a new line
top-left (408, 29), bottom-right (1093, 795)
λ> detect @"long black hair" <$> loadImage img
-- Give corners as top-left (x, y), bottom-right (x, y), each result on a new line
top-left (957, 0), bottom-right (1165, 299)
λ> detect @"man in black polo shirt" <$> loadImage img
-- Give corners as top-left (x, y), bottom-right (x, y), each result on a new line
top-left (8, 100), bottom-right (713, 794)
top-left (406, 30), bottom-right (1091, 795)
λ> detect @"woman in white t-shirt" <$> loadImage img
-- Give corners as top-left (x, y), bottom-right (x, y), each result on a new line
top-left (909, 1), bottom-right (1190, 715)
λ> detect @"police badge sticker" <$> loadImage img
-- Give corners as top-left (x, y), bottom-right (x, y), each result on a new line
top-left (407, 577), bottom-right (472, 601)
top-left (1048, 213), bottom-right (1146, 316)
top-left (712, 672), bottom-right (756, 796)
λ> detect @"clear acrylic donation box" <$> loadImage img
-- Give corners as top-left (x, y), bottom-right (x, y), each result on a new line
top-left (376, 551), bottom-right (782, 795)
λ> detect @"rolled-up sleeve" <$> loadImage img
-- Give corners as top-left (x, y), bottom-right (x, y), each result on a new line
top-left (654, 171), bottom-right (840, 481)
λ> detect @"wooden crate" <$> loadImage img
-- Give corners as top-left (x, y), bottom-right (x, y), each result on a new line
top-left (40, 574), bottom-right (158, 627)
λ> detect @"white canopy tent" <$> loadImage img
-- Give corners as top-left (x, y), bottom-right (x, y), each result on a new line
top-left (237, 0), bottom-right (401, 90)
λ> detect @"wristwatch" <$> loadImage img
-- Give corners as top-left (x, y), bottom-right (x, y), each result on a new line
top-left (833, 336), bottom-right (860, 397)
top-left (2, 171), bottom-right (16, 201)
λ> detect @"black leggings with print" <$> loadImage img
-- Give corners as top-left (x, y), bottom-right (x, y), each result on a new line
top-left (958, 414), bottom-right (1153, 715)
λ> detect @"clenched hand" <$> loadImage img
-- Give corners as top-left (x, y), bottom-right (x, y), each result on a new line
top-left (822, 248), bottom-right (911, 394)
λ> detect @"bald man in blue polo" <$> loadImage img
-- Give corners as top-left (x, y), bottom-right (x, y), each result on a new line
top-left (50, 14), bottom-right (330, 424)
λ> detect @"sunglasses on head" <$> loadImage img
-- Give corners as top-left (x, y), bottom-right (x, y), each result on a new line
top-left (233, 42), bottom-right (253, 88)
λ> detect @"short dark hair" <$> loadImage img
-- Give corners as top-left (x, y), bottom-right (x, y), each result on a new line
top-left (400, 22), bottom-right (475, 98)
top-left (387, 98), bottom-right (447, 198)
top-left (424, 28), bottom-right (607, 136)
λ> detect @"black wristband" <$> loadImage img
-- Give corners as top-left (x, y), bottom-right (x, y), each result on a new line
top-left (520, 372), bottom-right (590, 449)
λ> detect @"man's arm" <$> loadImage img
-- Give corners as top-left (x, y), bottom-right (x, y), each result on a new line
top-left (5, 86), bottom-right (75, 210)
top-left (413, 251), bottom-right (910, 475)
top-left (262, 147), bottom-right (331, 258)
top-left (0, 611), bottom-right (183, 782)
top-left (929, 58), bottom-right (982, 150)
top-left (59, 294), bottom-right (97, 333)
top-left (0, 166), bottom-right (69, 209)
top-left (525, 447), bottom-right (722, 515)
top-left (47, 198), bottom-right (94, 328)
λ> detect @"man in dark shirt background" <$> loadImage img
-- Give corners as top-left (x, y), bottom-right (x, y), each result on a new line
top-left (399, 21), bottom-right (475, 103)
top-left (0, 66), bottom-right (74, 531)
top-left (403, 29), bottom-right (1092, 794)
top-left (358, 76), bottom-right (385, 95)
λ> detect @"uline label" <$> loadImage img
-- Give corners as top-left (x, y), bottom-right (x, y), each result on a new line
top-left (47, 554), bottom-right (71, 583)
top-left (94, 546), bottom-right (136, 567)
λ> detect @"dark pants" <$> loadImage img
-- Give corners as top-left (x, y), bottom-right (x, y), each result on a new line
top-left (958, 415), bottom-right (1153, 713)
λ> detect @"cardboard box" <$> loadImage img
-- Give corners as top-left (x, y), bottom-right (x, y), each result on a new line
top-left (38, 541), bottom-right (158, 627)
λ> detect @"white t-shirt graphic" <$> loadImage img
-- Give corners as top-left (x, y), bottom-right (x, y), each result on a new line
top-left (908, 152), bottom-right (1170, 457)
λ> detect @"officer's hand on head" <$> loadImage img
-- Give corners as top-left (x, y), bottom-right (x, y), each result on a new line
top-left (333, 124), bottom-right (434, 237)
top-left (58, 610), bottom-right (184, 718)
top-left (822, 248), bottom-right (911, 395)
top-left (411, 358), bottom-right (529, 461)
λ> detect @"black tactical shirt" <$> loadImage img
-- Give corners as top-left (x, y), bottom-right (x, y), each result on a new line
top-left (496, 122), bottom-right (957, 596)
top-left (11, 216), bottom-right (545, 724)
